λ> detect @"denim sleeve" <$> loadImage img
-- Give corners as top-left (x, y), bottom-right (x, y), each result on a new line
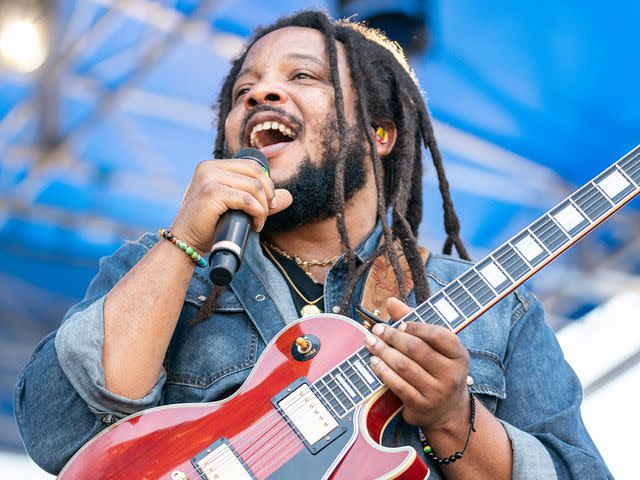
top-left (13, 234), bottom-right (165, 474)
top-left (497, 290), bottom-right (612, 480)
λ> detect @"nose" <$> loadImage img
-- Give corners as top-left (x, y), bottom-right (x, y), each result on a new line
top-left (243, 79), bottom-right (288, 109)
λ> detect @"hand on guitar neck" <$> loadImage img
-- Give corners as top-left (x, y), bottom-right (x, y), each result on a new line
top-left (364, 297), bottom-right (513, 479)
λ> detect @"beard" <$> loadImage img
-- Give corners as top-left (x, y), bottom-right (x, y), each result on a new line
top-left (261, 129), bottom-right (368, 234)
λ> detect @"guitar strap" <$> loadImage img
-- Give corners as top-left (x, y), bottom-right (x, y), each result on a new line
top-left (357, 241), bottom-right (429, 329)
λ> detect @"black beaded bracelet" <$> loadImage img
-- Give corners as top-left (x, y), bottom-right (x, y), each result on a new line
top-left (418, 391), bottom-right (476, 466)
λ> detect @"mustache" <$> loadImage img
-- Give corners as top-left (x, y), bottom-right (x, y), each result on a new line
top-left (238, 105), bottom-right (304, 146)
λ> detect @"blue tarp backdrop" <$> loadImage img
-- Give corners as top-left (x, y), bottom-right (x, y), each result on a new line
top-left (1, 0), bottom-right (639, 452)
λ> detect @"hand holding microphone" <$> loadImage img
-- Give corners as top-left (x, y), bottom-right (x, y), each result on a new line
top-left (209, 149), bottom-right (269, 285)
top-left (169, 149), bottom-right (292, 284)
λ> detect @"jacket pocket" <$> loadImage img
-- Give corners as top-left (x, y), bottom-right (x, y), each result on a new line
top-left (467, 349), bottom-right (506, 414)
top-left (184, 279), bottom-right (245, 313)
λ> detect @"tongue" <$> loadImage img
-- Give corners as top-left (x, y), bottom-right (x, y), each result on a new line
top-left (257, 129), bottom-right (292, 147)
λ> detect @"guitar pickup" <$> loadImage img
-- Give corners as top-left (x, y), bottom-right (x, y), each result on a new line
top-left (272, 377), bottom-right (346, 454)
top-left (191, 437), bottom-right (255, 480)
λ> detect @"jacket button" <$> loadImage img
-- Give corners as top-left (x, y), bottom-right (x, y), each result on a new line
top-left (466, 375), bottom-right (474, 386)
top-left (197, 295), bottom-right (207, 302)
top-left (332, 306), bottom-right (341, 313)
top-left (255, 294), bottom-right (266, 301)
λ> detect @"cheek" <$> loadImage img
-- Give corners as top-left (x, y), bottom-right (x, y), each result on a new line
top-left (224, 108), bottom-right (243, 148)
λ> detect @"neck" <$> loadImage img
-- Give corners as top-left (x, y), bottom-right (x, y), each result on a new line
top-left (262, 172), bottom-right (378, 283)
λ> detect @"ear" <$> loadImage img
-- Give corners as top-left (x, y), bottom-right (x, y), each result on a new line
top-left (372, 120), bottom-right (397, 158)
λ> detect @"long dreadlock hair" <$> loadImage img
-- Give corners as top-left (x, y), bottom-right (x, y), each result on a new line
top-left (199, 10), bottom-right (469, 320)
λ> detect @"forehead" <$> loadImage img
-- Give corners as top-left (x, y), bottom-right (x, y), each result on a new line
top-left (241, 26), bottom-right (340, 69)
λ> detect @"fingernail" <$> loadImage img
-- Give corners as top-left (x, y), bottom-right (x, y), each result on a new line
top-left (365, 334), bottom-right (377, 346)
top-left (398, 322), bottom-right (407, 331)
top-left (372, 323), bottom-right (385, 335)
top-left (270, 197), bottom-right (277, 208)
top-left (370, 356), bottom-right (380, 366)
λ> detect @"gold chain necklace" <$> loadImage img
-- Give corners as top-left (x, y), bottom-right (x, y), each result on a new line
top-left (262, 242), bottom-right (325, 317)
top-left (262, 240), bottom-right (340, 283)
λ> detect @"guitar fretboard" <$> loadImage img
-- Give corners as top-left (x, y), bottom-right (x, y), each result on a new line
top-left (313, 144), bottom-right (640, 418)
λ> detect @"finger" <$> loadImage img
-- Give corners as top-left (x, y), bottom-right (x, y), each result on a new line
top-left (368, 355), bottom-right (423, 407)
top-left (219, 159), bottom-right (276, 205)
top-left (219, 171), bottom-right (270, 217)
top-left (215, 185), bottom-right (268, 231)
top-left (399, 322), bottom-right (468, 360)
top-left (386, 297), bottom-right (413, 321)
top-left (364, 332), bottom-right (435, 392)
top-left (268, 189), bottom-right (293, 215)
top-left (369, 323), bottom-right (449, 379)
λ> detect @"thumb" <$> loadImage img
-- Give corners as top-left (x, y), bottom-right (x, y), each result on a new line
top-left (268, 189), bottom-right (293, 215)
top-left (386, 297), bottom-right (412, 321)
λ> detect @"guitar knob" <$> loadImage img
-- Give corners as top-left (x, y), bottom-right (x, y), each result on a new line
top-left (295, 336), bottom-right (312, 354)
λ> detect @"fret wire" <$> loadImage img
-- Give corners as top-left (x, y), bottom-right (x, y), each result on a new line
top-left (618, 149), bottom-right (640, 170)
top-left (506, 240), bottom-right (534, 270)
top-left (344, 362), bottom-right (375, 396)
top-left (441, 290), bottom-right (468, 321)
top-left (389, 152), bottom-right (640, 340)
top-left (576, 183), bottom-right (615, 213)
top-left (576, 186), bottom-right (615, 218)
top-left (568, 198), bottom-right (593, 225)
top-left (351, 352), bottom-right (379, 385)
top-left (311, 382), bottom-right (340, 418)
top-left (326, 373), bottom-right (354, 411)
top-left (446, 281), bottom-right (482, 317)
top-left (623, 151), bottom-right (640, 168)
top-left (427, 300), bottom-right (455, 331)
top-left (489, 254), bottom-right (515, 284)
top-left (615, 164), bottom-right (640, 188)
top-left (337, 364), bottom-right (364, 399)
top-left (346, 360), bottom-right (374, 393)
top-left (415, 303), bottom-right (448, 326)
top-left (456, 279), bottom-right (483, 308)
top-left (495, 244), bottom-right (530, 280)
top-left (624, 163), bottom-right (640, 182)
top-left (546, 212), bottom-right (572, 238)
top-left (413, 308), bottom-right (426, 323)
top-left (313, 379), bottom-right (343, 417)
top-left (589, 180), bottom-right (616, 207)
top-left (526, 228), bottom-right (552, 255)
top-left (534, 218), bottom-right (568, 249)
top-left (472, 267), bottom-right (499, 296)
top-left (356, 352), bottom-right (383, 387)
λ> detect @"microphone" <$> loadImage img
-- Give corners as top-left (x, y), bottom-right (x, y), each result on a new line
top-left (209, 148), bottom-right (270, 286)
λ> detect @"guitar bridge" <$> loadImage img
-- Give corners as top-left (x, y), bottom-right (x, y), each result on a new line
top-left (272, 377), bottom-right (346, 455)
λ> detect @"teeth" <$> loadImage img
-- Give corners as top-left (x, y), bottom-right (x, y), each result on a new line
top-left (248, 120), bottom-right (297, 148)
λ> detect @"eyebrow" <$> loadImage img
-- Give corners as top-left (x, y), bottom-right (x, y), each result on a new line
top-left (235, 53), bottom-right (327, 80)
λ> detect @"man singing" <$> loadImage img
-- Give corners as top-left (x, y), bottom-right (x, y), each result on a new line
top-left (15, 10), bottom-right (610, 479)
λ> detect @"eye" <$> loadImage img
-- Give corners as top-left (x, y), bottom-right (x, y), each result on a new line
top-left (292, 71), bottom-right (313, 80)
top-left (234, 87), bottom-right (250, 100)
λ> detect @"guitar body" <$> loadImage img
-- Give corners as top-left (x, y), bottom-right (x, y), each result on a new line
top-left (58, 314), bottom-right (429, 480)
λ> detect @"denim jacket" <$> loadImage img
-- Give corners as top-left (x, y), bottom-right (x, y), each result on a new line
top-left (14, 224), bottom-right (611, 478)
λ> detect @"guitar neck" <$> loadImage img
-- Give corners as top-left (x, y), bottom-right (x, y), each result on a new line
top-left (312, 144), bottom-right (640, 419)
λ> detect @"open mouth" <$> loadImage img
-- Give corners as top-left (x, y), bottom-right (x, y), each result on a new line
top-left (248, 120), bottom-right (298, 149)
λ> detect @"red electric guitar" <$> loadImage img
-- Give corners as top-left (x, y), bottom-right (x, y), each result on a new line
top-left (58, 145), bottom-right (640, 479)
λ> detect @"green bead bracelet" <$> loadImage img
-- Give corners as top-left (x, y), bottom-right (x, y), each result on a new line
top-left (159, 228), bottom-right (207, 268)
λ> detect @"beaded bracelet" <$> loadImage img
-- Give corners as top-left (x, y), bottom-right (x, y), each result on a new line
top-left (159, 228), bottom-right (207, 268)
top-left (418, 392), bottom-right (476, 465)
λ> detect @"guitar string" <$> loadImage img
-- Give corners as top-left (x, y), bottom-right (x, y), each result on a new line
top-left (177, 154), bottom-right (640, 478)
top-left (178, 349), bottom-right (381, 479)
top-left (181, 356), bottom-right (380, 480)
top-left (181, 183), bottom-right (616, 480)
top-left (411, 168), bottom-right (639, 331)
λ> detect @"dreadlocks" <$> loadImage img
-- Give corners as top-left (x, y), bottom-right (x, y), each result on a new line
top-left (199, 10), bottom-right (469, 320)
